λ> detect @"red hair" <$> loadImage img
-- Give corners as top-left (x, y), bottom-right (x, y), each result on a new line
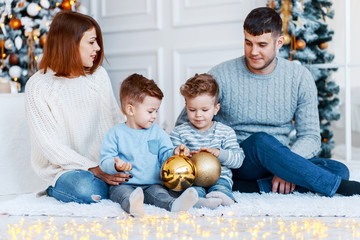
top-left (39, 11), bottom-right (104, 77)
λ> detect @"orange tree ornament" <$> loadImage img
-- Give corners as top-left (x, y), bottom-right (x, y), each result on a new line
top-left (40, 34), bottom-right (47, 46)
top-left (295, 39), bottom-right (306, 50)
top-left (319, 42), bottom-right (328, 49)
top-left (61, 0), bottom-right (72, 10)
top-left (9, 18), bottom-right (22, 30)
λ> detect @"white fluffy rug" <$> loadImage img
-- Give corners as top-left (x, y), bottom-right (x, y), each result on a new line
top-left (2, 167), bottom-right (360, 219)
top-left (2, 191), bottom-right (360, 218)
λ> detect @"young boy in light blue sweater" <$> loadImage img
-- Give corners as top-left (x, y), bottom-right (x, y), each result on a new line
top-left (170, 73), bottom-right (244, 209)
top-left (100, 73), bottom-right (198, 217)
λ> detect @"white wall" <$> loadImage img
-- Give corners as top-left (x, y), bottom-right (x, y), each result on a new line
top-left (327, 0), bottom-right (360, 151)
top-left (82, 0), bottom-right (360, 157)
top-left (86, 0), bottom-right (267, 132)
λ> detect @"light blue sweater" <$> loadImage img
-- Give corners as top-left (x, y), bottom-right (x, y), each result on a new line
top-left (170, 121), bottom-right (244, 186)
top-left (100, 123), bottom-right (174, 185)
top-left (177, 56), bottom-right (321, 159)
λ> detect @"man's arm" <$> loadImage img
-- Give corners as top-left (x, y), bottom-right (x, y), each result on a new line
top-left (290, 68), bottom-right (321, 159)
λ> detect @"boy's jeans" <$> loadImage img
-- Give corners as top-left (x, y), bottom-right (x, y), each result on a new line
top-left (192, 177), bottom-right (235, 200)
top-left (232, 132), bottom-right (349, 197)
top-left (109, 184), bottom-right (176, 213)
top-left (46, 170), bottom-right (108, 204)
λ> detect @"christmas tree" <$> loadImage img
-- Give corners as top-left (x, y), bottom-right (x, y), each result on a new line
top-left (269, 0), bottom-right (340, 158)
top-left (0, 0), bottom-right (84, 92)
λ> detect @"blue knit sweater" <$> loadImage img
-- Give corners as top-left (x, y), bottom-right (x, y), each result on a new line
top-left (177, 56), bottom-right (321, 159)
top-left (100, 123), bottom-right (174, 185)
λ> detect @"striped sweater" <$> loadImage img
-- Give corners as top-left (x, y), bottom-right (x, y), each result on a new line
top-left (170, 121), bottom-right (244, 186)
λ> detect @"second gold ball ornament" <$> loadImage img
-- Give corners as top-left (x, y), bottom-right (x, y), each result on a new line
top-left (191, 152), bottom-right (221, 187)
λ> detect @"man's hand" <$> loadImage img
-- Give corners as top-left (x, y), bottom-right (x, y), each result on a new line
top-left (174, 144), bottom-right (190, 156)
top-left (89, 166), bottom-right (132, 185)
top-left (272, 175), bottom-right (296, 194)
top-left (114, 157), bottom-right (132, 172)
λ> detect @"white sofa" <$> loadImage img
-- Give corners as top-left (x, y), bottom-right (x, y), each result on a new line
top-left (0, 93), bottom-right (47, 196)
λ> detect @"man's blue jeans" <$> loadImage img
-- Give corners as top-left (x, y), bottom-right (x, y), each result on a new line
top-left (46, 170), bottom-right (108, 204)
top-left (232, 132), bottom-right (349, 197)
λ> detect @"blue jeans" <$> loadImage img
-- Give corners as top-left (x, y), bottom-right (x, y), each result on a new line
top-left (46, 170), bottom-right (108, 204)
top-left (232, 132), bottom-right (349, 197)
top-left (192, 177), bottom-right (235, 201)
top-left (109, 184), bottom-right (176, 212)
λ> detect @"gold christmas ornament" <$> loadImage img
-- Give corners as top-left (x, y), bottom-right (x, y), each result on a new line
top-left (296, 39), bottom-right (306, 50)
top-left (160, 154), bottom-right (196, 191)
top-left (318, 42), bottom-right (328, 49)
top-left (283, 33), bottom-right (291, 45)
top-left (280, 0), bottom-right (292, 34)
top-left (191, 152), bottom-right (221, 188)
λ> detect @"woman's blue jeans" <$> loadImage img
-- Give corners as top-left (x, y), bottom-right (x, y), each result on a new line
top-left (46, 170), bottom-right (108, 204)
top-left (232, 132), bottom-right (349, 197)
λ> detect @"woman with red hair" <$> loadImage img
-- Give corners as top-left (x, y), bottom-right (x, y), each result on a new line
top-left (25, 11), bottom-right (129, 204)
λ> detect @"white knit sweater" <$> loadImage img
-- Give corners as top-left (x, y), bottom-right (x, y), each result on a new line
top-left (25, 67), bottom-right (125, 186)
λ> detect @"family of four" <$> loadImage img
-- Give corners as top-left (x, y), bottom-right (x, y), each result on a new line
top-left (25, 7), bottom-right (360, 216)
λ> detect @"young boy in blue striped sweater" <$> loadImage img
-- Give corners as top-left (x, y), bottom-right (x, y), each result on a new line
top-left (170, 73), bottom-right (244, 209)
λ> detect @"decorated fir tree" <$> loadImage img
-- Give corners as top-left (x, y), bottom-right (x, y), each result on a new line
top-left (0, 0), bottom-right (83, 92)
top-left (269, 0), bottom-right (340, 158)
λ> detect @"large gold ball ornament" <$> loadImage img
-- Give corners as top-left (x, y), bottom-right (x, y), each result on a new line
top-left (191, 152), bottom-right (221, 187)
top-left (160, 154), bottom-right (196, 191)
top-left (296, 39), bottom-right (306, 50)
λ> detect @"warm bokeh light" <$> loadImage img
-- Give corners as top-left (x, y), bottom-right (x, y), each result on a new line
top-left (3, 214), bottom-right (360, 239)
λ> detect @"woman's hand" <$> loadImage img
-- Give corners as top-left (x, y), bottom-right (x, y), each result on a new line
top-left (89, 166), bottom-right (132, 185)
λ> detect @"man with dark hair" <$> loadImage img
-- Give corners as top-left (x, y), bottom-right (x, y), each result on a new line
top-left (176, 7), bottom-right (360, 197)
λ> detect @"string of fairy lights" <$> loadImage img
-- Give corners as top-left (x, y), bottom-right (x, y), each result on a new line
top-left (4, 213), bottom-right (360, 239)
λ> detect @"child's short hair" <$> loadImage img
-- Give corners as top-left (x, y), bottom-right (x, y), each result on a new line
top-left (180, 73), bottom-right (219, 104)
top-left (120, 73), bottom-right (164, 113)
